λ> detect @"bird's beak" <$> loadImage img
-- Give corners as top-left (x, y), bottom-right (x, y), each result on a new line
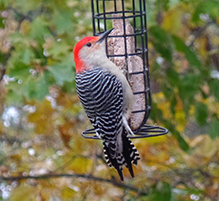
top-left (96, 28), bottom-right (114, 44)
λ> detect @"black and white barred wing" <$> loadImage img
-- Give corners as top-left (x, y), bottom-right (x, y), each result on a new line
top-left (76, 68), bottom-right (123, 142)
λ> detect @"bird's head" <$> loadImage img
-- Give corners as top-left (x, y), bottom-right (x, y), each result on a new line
top-left (73, 29), bottom-right (113, 73)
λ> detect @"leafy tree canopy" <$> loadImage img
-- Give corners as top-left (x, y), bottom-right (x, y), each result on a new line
top-left (0, 0), bottom-right (219, 200)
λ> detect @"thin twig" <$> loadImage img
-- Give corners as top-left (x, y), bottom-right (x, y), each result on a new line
top-left (0, 173), bottom-right (147, 195)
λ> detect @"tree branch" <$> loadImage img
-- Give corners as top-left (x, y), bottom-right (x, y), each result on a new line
top-left (0, 173), bottom-right (147, 195)
top-left (189, 20), bottom-right (216, 47)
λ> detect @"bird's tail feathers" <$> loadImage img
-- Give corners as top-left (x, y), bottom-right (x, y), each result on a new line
top-left (122, 134), bottom-right (140, 177)
top-left (103, 130), bottom-right (140, 181)
top-left (103, 142), bottom-right (124, 181)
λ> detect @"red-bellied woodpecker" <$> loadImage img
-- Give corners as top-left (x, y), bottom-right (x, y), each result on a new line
top-left (73, 29), bottom-right (140, 181)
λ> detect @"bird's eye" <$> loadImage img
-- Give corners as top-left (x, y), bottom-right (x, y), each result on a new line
top-left (86, 42), bottom-right (92, 47)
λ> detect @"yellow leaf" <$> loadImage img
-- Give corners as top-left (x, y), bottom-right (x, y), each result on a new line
top-left (58, 123), bottom-right (74, 148)
top-left (162, 7), bottom-right (183, 35)
top-left (56, 91), bottom-right (80, 113)
top-left (61, 186), bottom-right (77, 199)
top-left (68, 157), bottom-right (93, 174)
top-left (93, 183), bottom-right (104, 196)
top-left (20, 20), bottom-right (31, 35)
top-left (10, 185), bottom-right (37, 201)
top-left (195, 135), bottom-right (218, 158)
top-left (9, 154), bottom-right (22, 162)
top-left (28, 99), bottom-right (55, 135)
top-left (145, 135), bottom-right (167, 144)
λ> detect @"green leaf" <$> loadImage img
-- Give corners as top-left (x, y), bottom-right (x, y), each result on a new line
top-left (148, 182), bottom-right (172, 201)
top-left (152, 60), bottom-right (160, 72)
top-left (164, 119), bottom-right (189, 151)
top-left (150, 102), bottom-right (164, 123)
top-left (149, 26), bottom-right (173, 61)
top-left (9, 32), bottom-right (29, 45)
top-left (209, 78), bottom-right (219, 102)
top-left (162, 84), bottom-right (173, 99)
top-left (8, 62), bottom-right (30, 80)
top-left (150, 103), bottom-right (189, 151)
top-left (52, 9), bottom-right (74, 34)
top-left (5, 87), bottom-right (23, 105)
top-left (0, 16), bottom-right (5, 28)
top-left (11, 0), bottom-right (43, 13)
top-left (22, 73), bottom-right (50, 101)
top-left (209, 118), bottom-right (219, 139)
top-left (170, 96), bottom-right (177, 115)
top-left (9, 34), bottom-right (36, 65)
top-left (178, 74), bottom-right (200, 117)
top-left (192, 1), bottom-right (219, 23)
top-left (172, 35), bottom-right (201, 68)
top-left (166, 67), bottom-right (179, 86)
top-left (0, 52), bottom-right (7, 63)
top-left (47, 55), bottom-right (74, 86)
top-left (6, 72), bottom-right (50, 102)
top-left (173, 131), bottom-right (189, 151)
top-left (195, 102), bottom-right (208, 126)
top-left (22, 48), bottom-right (35, 64)
top-left (178, 74), bottom-right (200, 103)
top-left (29, 15), bottom-right (50, 41)
top-left (155, 0), bottom-right (170, 11)
top-left (0, 0), bottom-right (8, 8)
top-left (46, 40), bottom-right (70, 58)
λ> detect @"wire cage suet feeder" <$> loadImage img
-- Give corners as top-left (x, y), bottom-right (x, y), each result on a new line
top-left (82, 0), bottom-right (168, 139)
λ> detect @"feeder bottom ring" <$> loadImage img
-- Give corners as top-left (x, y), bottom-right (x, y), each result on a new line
top-left (81, 124), bottom-right (168, 140)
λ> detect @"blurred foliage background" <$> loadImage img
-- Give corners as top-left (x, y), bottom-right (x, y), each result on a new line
top-left (0, 0), bottom-right (219, 200)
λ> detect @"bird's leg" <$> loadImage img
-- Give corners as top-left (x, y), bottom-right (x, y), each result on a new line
top-left (122, 116), bottom-right (135, 137)
top-left (95, 132), bottom-right (101, 139)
